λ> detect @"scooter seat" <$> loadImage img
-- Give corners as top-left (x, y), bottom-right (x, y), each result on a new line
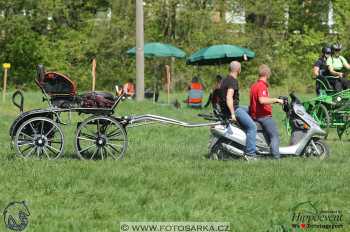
top-left (255, 121), bottom-right (263, 131)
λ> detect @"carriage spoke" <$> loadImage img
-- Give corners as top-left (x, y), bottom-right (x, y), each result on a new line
top-left (109, 138), bottom-right (126, 142)
top-left (25, 146), bottom-right (36, 158)
top-left (107, 142), bottom-right (123, 148)
top-left (79, 132), bottom-right (96, 140)
top-left (17, 139), bottom-right (33, 146)
top-left (77, 136), bottom-right (95, 142)
top-left (36, 147), bottom-right (42, 157)
top-left (107, 129), bottom-right (121, 137)
top-left (45, 126), bottom-right (56, 137)
top-left (21, 144), bottom-right (34, 153)
top-left (20, 132), bottom-right (34, 140)
top-left (40, 120), bottom-right (44, 135)
top-left (96, 119), bottom-right (101, 136)
top-left (47, 140), bottom-right (63, 144)
top-left (29, 122), bottom-right (38, 135)
top-left (102, 120), bottom-right (113, 134)
top-left (90, 148), bottom-right (98, 160)
top-left (46, 144), bottom-right (60, 154)
top-left (80, 144), bottom-right (96, 153)
top-left (100, 147), bottom-right (104, 160)
top-left (42, 147), bottom-right (50, 159)
top-left (104, 146), bottom-right (117, 159)
top-left (107, 143), bottom-right (121, 154)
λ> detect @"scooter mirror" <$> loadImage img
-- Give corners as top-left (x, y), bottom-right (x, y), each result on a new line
top-left (289, 92), bottom-right (302, 104)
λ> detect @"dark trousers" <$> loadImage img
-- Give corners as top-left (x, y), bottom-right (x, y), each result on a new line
top-left (336, 77), bottom-right (350, 90)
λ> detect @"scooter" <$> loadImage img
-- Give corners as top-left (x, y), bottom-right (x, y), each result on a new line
top-left (208, 93), bottom-right (330, 160)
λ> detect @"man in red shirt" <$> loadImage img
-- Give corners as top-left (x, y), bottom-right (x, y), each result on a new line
top-left (249, 65), bottom-right (283, 159)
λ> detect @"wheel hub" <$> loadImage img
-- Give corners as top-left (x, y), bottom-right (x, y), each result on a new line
top-left (96, 136), bottom-right (107, 147)
top-left (34, 136), bottom-right (47, 147)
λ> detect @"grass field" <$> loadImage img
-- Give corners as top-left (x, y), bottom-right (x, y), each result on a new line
top-left (0, 89), bottom-right (349, 232)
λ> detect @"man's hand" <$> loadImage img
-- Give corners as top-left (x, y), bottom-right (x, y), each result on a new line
top-left (275, 98), bottom-right (284, 104)
top-left (231, 114), bottom-right (237, 122)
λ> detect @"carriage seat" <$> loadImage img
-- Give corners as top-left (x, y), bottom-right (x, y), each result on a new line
top-left (36, 65), bottom-right (115, 109)
top-left (36, 64), bottom-right (77, 97)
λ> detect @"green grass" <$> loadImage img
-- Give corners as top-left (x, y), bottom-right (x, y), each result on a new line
top-left (0, 90), bottom-right (349, 232)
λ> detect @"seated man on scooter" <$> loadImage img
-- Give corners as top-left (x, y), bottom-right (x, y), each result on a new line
top-left (249, 65), bottom-right (284, 159)
top-left (221, 61), bottom-right (257, 160)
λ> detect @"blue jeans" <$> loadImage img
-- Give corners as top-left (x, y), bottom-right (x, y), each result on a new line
top-left (235, 107), bottom-right (257, 155)
top-left (256, 116), bottom-right (280, 158)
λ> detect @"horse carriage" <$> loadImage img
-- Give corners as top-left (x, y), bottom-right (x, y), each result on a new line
top-left (302, 76), bottom-right (350, 139)
top-left (9, 65), bottom-right (219, 160)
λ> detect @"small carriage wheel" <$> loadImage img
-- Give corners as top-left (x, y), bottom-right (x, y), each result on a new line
top-left (14, 117), bottom-right (65, 159)
top-left (313, 103), bottom-right (330, 138)
top-left (75, 116), bottom-right (127, 160)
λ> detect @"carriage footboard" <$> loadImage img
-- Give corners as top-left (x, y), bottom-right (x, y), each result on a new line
top-left (125, 114), bottom-right (221, 128)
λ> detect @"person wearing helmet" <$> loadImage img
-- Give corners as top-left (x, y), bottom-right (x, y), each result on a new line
top-left (313, 46), bottom-right (332, 94)
top-left (326, 43), bottom-right (350, 91)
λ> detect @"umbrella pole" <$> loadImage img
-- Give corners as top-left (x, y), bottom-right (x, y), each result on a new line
top-left (165, 65), bottom-right (171, 105)
top-left (153, 64), bottom-right (156, 103)
top-left (153, 80), bottom-right (156, 103)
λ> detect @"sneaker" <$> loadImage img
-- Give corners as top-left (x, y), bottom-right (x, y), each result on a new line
top-left (244, 154), bottom-right (258, 161)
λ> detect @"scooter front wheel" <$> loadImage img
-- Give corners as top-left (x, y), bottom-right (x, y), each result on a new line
top-left (303, 139), bottom-right (330, 160)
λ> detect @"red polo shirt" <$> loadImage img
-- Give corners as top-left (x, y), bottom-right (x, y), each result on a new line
top-left (249, 80), bottom-right (272, 119)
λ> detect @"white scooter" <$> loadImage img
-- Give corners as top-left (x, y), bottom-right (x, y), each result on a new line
top-left (208, 93), bottom-right (330, 160)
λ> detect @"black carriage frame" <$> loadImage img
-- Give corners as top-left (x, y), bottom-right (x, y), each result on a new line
top-left (9, 65), bottom-right (129, 160)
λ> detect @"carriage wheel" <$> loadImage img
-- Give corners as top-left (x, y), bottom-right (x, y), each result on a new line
top-left (75, 116), bottom-right (127, 160)
top-left (313, 103), bottom-right (330, 138)
top-left (14, 117), bottom-right (64, 159)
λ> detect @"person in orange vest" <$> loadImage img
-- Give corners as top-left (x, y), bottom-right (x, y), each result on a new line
top-left (186, 76), bottom-right (204, 108)
top-left (123, 79), bottom-right (135, 98)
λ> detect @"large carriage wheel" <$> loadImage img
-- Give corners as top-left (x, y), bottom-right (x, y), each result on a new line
top-left (312, 103), bottom-right (330, 138)
top-left (75, 116), bottom-right (127, 160)
top-left (14, 117), bottom-right (64, 159)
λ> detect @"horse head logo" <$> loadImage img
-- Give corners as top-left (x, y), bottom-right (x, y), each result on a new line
top-left (3, 201), bottom-right (30, 231)
top-left (291, 201), bottom-right (319, 215)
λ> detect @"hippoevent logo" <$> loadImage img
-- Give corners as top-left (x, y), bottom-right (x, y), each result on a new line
top-left (3, 201), bottom-right (30, 231)
top-left (291, 201), bottom-right (343, 230)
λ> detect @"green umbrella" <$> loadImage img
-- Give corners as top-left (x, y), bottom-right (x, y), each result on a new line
top-left (127, 42), bottom-right (186, 58)
top-left (187, 44), bottom-right (255, 66)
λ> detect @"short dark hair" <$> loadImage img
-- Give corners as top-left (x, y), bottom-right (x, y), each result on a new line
top-left (216, 75), bottom-right (223, 82)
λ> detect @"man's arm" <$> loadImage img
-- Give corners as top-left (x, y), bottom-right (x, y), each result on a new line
top-left (326, 58), bottom-right (342, 77)
top-left (226, 88), bottom-right (236, 121)
top-left (341, 56), bottom-right (350, 70)
top-left (328, 66), bottom-right (342, 77)
top-left (259, 97), bottom-right (283, 105)
top-left (313, 66), bottom-right (320, 78)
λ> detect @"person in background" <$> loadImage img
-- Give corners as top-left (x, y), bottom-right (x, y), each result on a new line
top-left (326, 43), bottom-right (350, 91)
top-left (204, 75), bottom-right (223, 108)
top-left (123, 79), bottom-right (135, 98)
top-left (313, 46), bottom-right (332, 94)
top-left (115, 82), bottom-right (123, 96)
top-left (185, 76), bottom-right (204, 108)
top-left (249, 64), bottom-right (283, 159)
top-left (221, 61), bottom-right (257, 160)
